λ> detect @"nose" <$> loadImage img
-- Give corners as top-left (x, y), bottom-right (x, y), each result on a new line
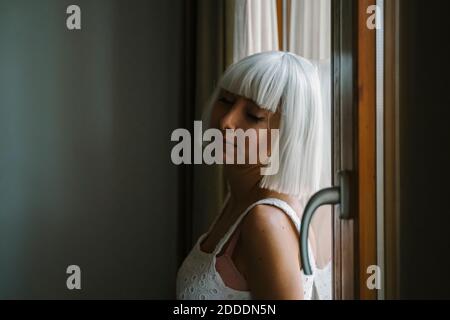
top-left (219, 101), bottom-right (242, 131)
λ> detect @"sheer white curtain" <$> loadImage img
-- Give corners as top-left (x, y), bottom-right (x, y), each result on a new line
top-left (288, 0), bottom-right (331, 60)
top-left (233, 0), bottom-right (279, 62)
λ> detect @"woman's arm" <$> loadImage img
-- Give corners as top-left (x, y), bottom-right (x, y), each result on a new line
top-left (240, 205), bottom-right (305, 300)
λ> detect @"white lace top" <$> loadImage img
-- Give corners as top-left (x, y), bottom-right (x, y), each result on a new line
top-left (176, 197), bottom-right (332, 300)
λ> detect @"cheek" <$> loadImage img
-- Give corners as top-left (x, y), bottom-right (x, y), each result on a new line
top-left (257, 130), bottom-right (270, 152)
top-left (241, 130), bottom-right (269, 154)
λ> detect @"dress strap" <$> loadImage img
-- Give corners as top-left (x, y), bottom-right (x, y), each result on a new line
top-left (213, 197), bottom-right (303, 255)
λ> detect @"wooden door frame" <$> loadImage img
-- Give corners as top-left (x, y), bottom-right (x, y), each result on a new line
top-left (332, 0), bottom-right (378, 300)
top-left (357, 0), bottom-right (377, 300)
top-left (384, 0), bottom-right (401, 300)
top-left (332, 0), bottom-right (358, 300)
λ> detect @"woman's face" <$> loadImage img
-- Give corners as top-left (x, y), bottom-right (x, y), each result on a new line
top-left (209, 89), bottom-right (280, 166)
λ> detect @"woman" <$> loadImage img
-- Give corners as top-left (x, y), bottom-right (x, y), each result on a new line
top-left (176, 51), bottom-right (332, 300)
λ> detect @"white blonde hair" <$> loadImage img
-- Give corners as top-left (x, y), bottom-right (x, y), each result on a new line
top-left (204, 51), bottom-right (324, 199)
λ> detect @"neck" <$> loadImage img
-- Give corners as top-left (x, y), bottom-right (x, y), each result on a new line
top-left (224, 165), bottom-right (298, 211)
top-left (224, 165), bottom-right (272, 208)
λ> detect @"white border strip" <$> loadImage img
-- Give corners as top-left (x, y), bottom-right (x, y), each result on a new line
top-left (376, 0), bottom-right (385, 300)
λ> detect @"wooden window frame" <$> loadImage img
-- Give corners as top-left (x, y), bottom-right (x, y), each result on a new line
top-left (333, 0), bottom-right (378, 300)
top-left (383, 0), bottom-right (400, 300)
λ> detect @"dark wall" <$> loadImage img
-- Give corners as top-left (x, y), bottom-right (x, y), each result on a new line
top-left (0, 0), bottom-right (183, 298)
top-left (399, 0), bottom-right (450, 299)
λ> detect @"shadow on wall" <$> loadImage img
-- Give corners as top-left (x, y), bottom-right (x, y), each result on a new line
top-left (0, 0), bottom-right (184, 299)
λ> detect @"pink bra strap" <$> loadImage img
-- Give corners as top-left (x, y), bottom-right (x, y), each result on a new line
top-left (223, 227), bottom-right (241, 256)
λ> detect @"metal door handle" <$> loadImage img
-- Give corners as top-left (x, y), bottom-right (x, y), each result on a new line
top-left (299, 171), bottom-right (352, 275)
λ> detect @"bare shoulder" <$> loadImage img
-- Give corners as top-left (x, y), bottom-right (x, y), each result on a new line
top-left (238, 204), bottom-right (304, 299)
top-left (240, 204), bottom-right (299, 248)
top-left (242, 204), bottom-right (295, 233)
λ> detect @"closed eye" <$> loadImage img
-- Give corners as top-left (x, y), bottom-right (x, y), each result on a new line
top-left (247, 113), bottom-right (265, 122)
